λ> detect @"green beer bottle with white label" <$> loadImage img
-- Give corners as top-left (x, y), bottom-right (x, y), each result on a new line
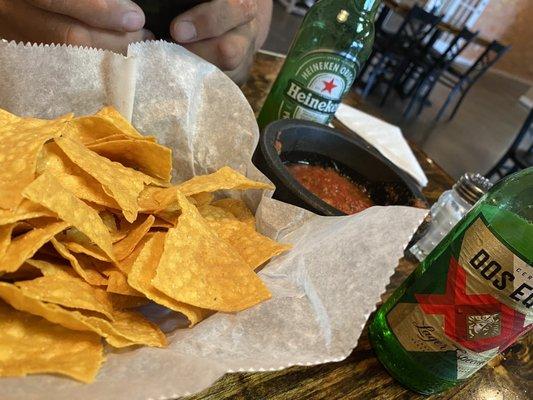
top-left (257, 0), bottom-right (380, 129)
top-left (370, 167), bottom-right (533, 394)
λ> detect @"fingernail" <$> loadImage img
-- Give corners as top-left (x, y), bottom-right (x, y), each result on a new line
top-left (122, 11), bottom-right (144, 31)
top-left (172, 21), bottom-right (197, 42)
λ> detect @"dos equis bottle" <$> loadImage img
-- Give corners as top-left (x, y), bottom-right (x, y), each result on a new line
top-left (370, 168), bottom-right (533, 394)
top-left (257, 0), bottom-right (381, 129)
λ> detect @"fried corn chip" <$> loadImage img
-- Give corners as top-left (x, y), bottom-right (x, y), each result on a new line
top-left (87, 140), bottom-right (172, 182)
top-left (108, 293), bottom-right (150, 310)
top-left (15, 274), bottom-right (115, 320)
top-left (113, 215), bottom-right (155, 260)
top-left (189, 192), bottom-right (215, 206)
top-left (0, 301), bottom-right (104, 383)
top-left (0, 282), bottom-right (166, 348)
top-left (0, 221), bottom-right (69, 273)
top-left (105, 270), bottom-right (143, 297)
top-left (152, 192), bottom-right (271, 312)
top-left (177, 166), bottom-right (273, 196)
top-left (0, 223), bottom-right (16, 259)
top-left (50, 239), bottom-right (108, 286)
top-left (0, 108), bottom-right (19, 123)
top-left (212, 198), bottom-right (255, 228)
top-left (23, 173), bottom-right (115, 261)
top-left (61, 240), bottom-right (110, 262)
top-left (95, 106), bottom-right (144, 139)
top-left (65, 115), bottom-right (127, 144)
top-left (206, 217), bottom-right (291, 271)
top-left (138, 186), bottom-right (179, 213)
top-left (0, 199), bottom-right (56, 225)
top-left (55, 136), bottom-right (146, 222)
top-left (38, 142), bottom-right (119, 209)
top-left (0, 117), bottom-right (69, 209)
top-left (128, 233), bottom-right (210, 326)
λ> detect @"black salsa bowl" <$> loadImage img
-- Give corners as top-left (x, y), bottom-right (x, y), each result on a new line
top-left (133, 0), bottom-right (208, 39)
top-left (253, 119), bottom-right (427, 216)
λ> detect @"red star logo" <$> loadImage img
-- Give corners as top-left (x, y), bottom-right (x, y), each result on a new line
top-left (321, 78), bottom-right (337, 94)
top-left (415, 257), bottom-right (528, 352)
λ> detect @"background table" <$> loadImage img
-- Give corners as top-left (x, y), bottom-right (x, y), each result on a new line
top-left (185, 52), bottom-right (531, 400)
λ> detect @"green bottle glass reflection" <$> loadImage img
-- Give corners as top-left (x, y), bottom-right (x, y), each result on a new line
top-left (370, 167), bottom-right (533, 394)
top-left (257, 0), bottom-right (381, 129)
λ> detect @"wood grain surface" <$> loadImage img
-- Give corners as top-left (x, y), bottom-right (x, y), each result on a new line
top-left (183, 52), bottom-right (531, 400)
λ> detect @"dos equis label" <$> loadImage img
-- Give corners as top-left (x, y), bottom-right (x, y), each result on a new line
top-left (278, 52), bottom-right (357, 124)
top-left (388, 217), bottom-right (532, 380)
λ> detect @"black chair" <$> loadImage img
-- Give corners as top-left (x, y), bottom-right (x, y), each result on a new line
top-left (361, 5), bottom-right (441, 107)
top-left (435, 40), bottom-right (510, 121)
top-left (402, 27), bottom-right (478, 118)
top-left (486, 108), bottom-right (533, 179)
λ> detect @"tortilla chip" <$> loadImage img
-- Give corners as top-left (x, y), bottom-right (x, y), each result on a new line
top-left (0, 117), bottom-right (69, 209)
top-left (188, 192), bottom-right (215, 206)
top-left (60, 240), bottom-right (110, 262)
top-left (0, 221), bottom-right (69, 273)
top-left (38, 142), bottom-right (119, 209)
top-left (23, 173), bottom-right (115, 261)
top-left (87, 140), bottom-right (172, 182)
top-left (206, 217), bottom-right (291, 271)
top-left (177, 166), bottom-right (273, 196)
top-left (108, 293), bottom-right (150, 310)
top-left (115, 234), bottom-right (152, 275)
top-left (15, 274), bottom-right (115, 320)
top-left (212, 198), bottom-right (255, 228)
top-left (0, 301), bottom-right (104, 383)
top-left (0, 199), bottom-right (56, 225)
top-left (95, 106), bottom-right (144, 139)
top-left (0, 282), bottom-right (165, 348)
top-left (138, 186), bottom-right (179, 213)
top-left (113, 215), bottom-right (155, 260)
top-left (0, 223), bottom-right (16, 259)
top-left (105, 270), bottom-right (143, 297)
top-left (151, 192), bottom-right (271, 312)
top-left (55, 137), bottom-right (145, 222)
top-left (65, 115), bottom-right (126, 144)
top-left (128, 233), bottom-right (211, 326)
top-left (50, 239), bottom-right (108, 286)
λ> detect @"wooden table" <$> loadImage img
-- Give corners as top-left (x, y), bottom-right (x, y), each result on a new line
top-left (383, 0), bottom-right (493, 48)
top-left (185, 52), bottom-right (531, 400)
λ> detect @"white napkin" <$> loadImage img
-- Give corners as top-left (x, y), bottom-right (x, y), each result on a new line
top-left (335, 103), bottom-right (428, 187)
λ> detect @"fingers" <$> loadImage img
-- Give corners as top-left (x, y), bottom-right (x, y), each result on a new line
top-left (170, 0), bottom-right (257, 43)
top-left (183, 23), bottom-right (255, 72)
top-left (1, 0), bottom-right (150, 53)
top-left (25, 0), bottom-right (145, 32)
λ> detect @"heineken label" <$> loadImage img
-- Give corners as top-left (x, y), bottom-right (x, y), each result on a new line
top-left (278, 52), bottom-right (357, 124)
top-left (388, 217), bottom-right (532, 380)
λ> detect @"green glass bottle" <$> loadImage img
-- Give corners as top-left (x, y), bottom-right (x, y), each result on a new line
top-left (370, 167), bottom-right (533, 394)
top-left (257, 0), bottom-right (381, 129)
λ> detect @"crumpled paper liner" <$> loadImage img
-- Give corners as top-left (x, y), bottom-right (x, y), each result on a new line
top-left (0, 40), bottom-right (426, 400)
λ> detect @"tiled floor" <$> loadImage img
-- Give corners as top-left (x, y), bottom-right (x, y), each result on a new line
top-left (262, 2), bottom-right (531, 179)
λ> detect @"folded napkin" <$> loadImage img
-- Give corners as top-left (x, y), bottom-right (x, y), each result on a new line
top-left (335, 103), bottom-right (428, 187)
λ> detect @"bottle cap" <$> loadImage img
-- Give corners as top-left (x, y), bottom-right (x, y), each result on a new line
top-left (453, 172), bottom-right (493, 205)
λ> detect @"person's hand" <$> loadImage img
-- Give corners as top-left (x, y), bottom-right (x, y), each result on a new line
top-left (0, 0), bottom-right (152, 53)
top-left (170, 0), bottom-right (272, 84)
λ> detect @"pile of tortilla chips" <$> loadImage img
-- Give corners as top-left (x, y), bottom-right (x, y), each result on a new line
top-left (0, 107), bottom-right (290, 383)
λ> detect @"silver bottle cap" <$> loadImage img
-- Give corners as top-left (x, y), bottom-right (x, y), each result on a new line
top-left (453, 172), bottom-right (493, 205)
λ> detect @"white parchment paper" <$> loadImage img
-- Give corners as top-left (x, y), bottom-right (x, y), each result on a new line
top-left (0, 40), bottom-right (426, 400)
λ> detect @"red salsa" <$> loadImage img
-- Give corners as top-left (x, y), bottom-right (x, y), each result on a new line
top-left (287, 164), bottom-right (374, 215)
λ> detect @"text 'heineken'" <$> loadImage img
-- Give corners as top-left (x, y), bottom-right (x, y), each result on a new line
top-left (370, 168), bottom-right (533, 394)
top-left (257, 0), bottom-right (381, 129)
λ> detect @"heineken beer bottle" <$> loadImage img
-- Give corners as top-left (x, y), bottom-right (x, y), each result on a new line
top-left (257, 0), bottom-right (380, 129)
top-left (370, 167), bottom-right (533, 394)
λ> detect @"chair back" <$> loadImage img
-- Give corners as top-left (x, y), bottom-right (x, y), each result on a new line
top-left (465, 40), bottom-right (509, 83)
top-left (438, 27), bottom-right (478, 66)
top-left (392, 5), bottom-right (442, 50)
